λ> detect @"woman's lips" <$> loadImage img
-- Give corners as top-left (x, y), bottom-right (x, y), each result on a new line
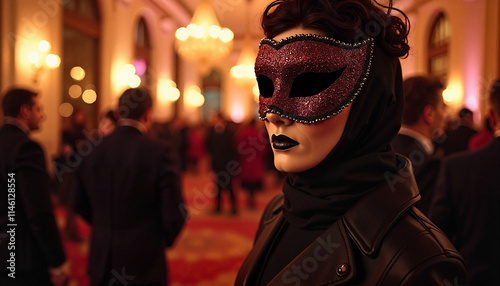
top-left (272, 134), bottom-right (299, 150)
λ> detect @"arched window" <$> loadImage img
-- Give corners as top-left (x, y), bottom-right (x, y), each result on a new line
top-left (62, 0), bottom-right (100, 129)
top-left (428, 12), bottom-right (450, 82)
top-left (134, 18), bottom-right (151, 88)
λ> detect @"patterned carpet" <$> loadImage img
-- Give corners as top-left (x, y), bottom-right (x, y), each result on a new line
top-left (56, 169), bottom-right (282, 286)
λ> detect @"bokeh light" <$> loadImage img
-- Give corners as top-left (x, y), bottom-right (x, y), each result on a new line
top-left (70, 66), bottom-right (86, 81)
top-left (38, 40), bottom-right (50, 52)
top-left (69, 84), bottom-right (82, 98)
top-left (185, 86), bottom-right (204, 107)
top-left (59, 102), bottom-right (74, 117)
top-left (118, 64), bottom-right (136, 85)
top-left (128, 75), bottom-right (141, 88)
top-left (82, 89), bottom-right (97, 104)
top-left (133, 58), bottom-right (147, 77)
top-left (46, 54), bottom-right (61, 68)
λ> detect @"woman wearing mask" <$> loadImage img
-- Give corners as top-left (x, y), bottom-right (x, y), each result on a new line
top-left (236, 0), bottom-right (466, 285)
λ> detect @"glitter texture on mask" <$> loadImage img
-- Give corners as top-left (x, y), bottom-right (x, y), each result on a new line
top-left (256, 34), bottom-right (374, 123)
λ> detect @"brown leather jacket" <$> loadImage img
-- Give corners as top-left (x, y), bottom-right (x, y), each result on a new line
top-left (236, 158), bottom-right (466, 285)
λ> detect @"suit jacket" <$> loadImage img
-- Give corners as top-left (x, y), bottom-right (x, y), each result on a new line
top-left (236, 157), bottom-right (466, 285)
top-left (205, 125), bottom-right (237, 173)
top-left (0, 123), bottom-right (66, 283)
top-left (75, 125), bottom-right (186, 286)
top-left (439, 125), bottom-right (477, 156)
top-left (428, 137), bottom-right (500, 286)
top-left (391, 133), bottom-right (441, 215)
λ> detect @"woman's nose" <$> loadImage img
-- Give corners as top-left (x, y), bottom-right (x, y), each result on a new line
top-left (266, 112), bottom-right (293, 126)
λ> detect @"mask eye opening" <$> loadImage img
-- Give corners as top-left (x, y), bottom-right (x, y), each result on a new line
top-left (289, 67), bottom-right (346, 98)
top-left (257, 75), bottom-right (274, 98)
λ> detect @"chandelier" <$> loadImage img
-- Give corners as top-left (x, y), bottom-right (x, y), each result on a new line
top-left (230, 35), bottom-right (256, 87)
top-left (175, 0), bottom-right (234, 66)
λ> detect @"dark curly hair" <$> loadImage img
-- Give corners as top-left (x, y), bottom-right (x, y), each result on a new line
top-left (261, 0), bottom-right (410, 58)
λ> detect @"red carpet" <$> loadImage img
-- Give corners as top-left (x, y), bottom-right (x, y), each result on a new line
top-left (56, 170), bottom-right (282, 286)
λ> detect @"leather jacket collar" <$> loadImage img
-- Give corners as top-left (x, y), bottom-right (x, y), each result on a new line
top-left (236, 156), bottom-right (420, 285)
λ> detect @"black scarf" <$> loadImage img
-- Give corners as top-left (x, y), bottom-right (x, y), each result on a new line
top-left (282, 46), bottom-right (404, 229)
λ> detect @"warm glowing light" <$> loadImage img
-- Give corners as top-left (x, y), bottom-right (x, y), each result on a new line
top-left (193, 25), bottom-right (205, 38)
top-left (133, 58), bottom-right (147, 77)
top-left (253, 84), bottom-right (260, 103)
top-left (123, 64), bottom-right (136, 76)
top-left (185, 86), bottom-right (205, 107)
top-left (176, 27), bottom-right (189, 41)
top-left (220, 28), bottom-right (234, 43)
top-left (174, 0), bottom-right (233, 64)
top-left (128, 75), bottom-right (141, 88)
top-left (230, 103), bottom-right (245, 123)
top-left (231, 65), bottom-right (255, 79)
top-left (118, 64), bottom-right (136, 85)
top-left (59, 102), bottom-right (74, 117)
top-left (46, 54), bottom-right (61, 68)
top-left (231, 36), bottom-right (257, 87)
top-left (442, 89), bottom-right (454, 103)
top-left (208, 25), bottom-right (221, 38)
top-left (38, 40), bottom-right (50, 52)
top-left (168, 88), bottom-right (181, 101)
top-left (442, 82), bottom-right (463, 105)
top-left (82, 89), bottom-right (97, 104)
top-left (28, 40), bottom-right (61, 83)
top-left (187, 24), bottom-right (197, 35)
top-left (70, 66), bottom-right (86, 81)
top-left (28, 52), bottom-right (39, 64)
top-left (188, 85), bottom-right (201, 94)
top-left (69, 84), bottom-right (82, 98)
top-left (158, 79), bottom-right (180, 102)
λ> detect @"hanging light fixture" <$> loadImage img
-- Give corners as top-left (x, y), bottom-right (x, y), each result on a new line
top-left (230, 0), bottom-right (257, 88)
top-left (230, 35), bottom-right (257, 87)
top-left (175, 0), bottom-right (234, 68)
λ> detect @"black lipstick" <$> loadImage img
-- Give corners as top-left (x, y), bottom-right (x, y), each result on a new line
top-left (272, 134), bottom-right (299, 150)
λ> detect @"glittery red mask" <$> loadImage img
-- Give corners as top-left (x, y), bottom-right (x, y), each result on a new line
top-left (256, 34), bottom-right (374, 123)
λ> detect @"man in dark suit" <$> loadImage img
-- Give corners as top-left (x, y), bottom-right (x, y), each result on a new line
top-left (428, 79), bottom-right (500, 286)
top-left (439, 107), bottom-right (478, 156)
top-left (391, 75), bottom-right (447, 215)
top-left (205, 113), bottom-right (238, 215)
top-left (75, 88), bottom-right (186, 286)
top-left (0, 88), bottom-right (67, 285)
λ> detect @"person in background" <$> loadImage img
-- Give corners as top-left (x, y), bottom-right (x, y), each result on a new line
top-left (235, 119), bottom-right (268, 209)
top-left (428, 79), bottom-right (500, 286)
top-left (205, 113), bottom-right (238, 215)
top-left (0, 87), bottom-right (67, 285)
top-left (54, 108), bottom-right (93, 242)
top-left (74, 88), bottom-right (186, 286)
top-left (62, 108), bottom-right (88, 152)
top-left (439, 107), bottom-right (477, 156)
top-left (235, 0), bottom-right (466, 284)
top-left (186, 124), bottom-right (206, 174)
top-left (468, 118), bottom-right (494, 150)
top-left (98, 109), bottom-right (118, 137)
top-left (391, 75), bottom-right (447, 215)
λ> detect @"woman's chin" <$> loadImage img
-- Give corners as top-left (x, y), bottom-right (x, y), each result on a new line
top-left (273, 155), bottom-right (318, 173)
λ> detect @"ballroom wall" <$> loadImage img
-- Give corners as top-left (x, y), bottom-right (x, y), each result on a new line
top-left (399, 0), bottom-right (500, 121)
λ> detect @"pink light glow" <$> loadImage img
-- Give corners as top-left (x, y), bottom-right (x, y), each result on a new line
top-left (133, 58), bottom-right (147, 77)
top-left (462, 0), bottom-right (485, 123)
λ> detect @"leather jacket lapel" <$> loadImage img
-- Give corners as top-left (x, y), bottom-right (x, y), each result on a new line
top-left (268, 221), bottom-right (356, 286)
top-left (342, 157), bottom-right (420, 255)
top-left (235, 203), bottom-right (285, 286)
